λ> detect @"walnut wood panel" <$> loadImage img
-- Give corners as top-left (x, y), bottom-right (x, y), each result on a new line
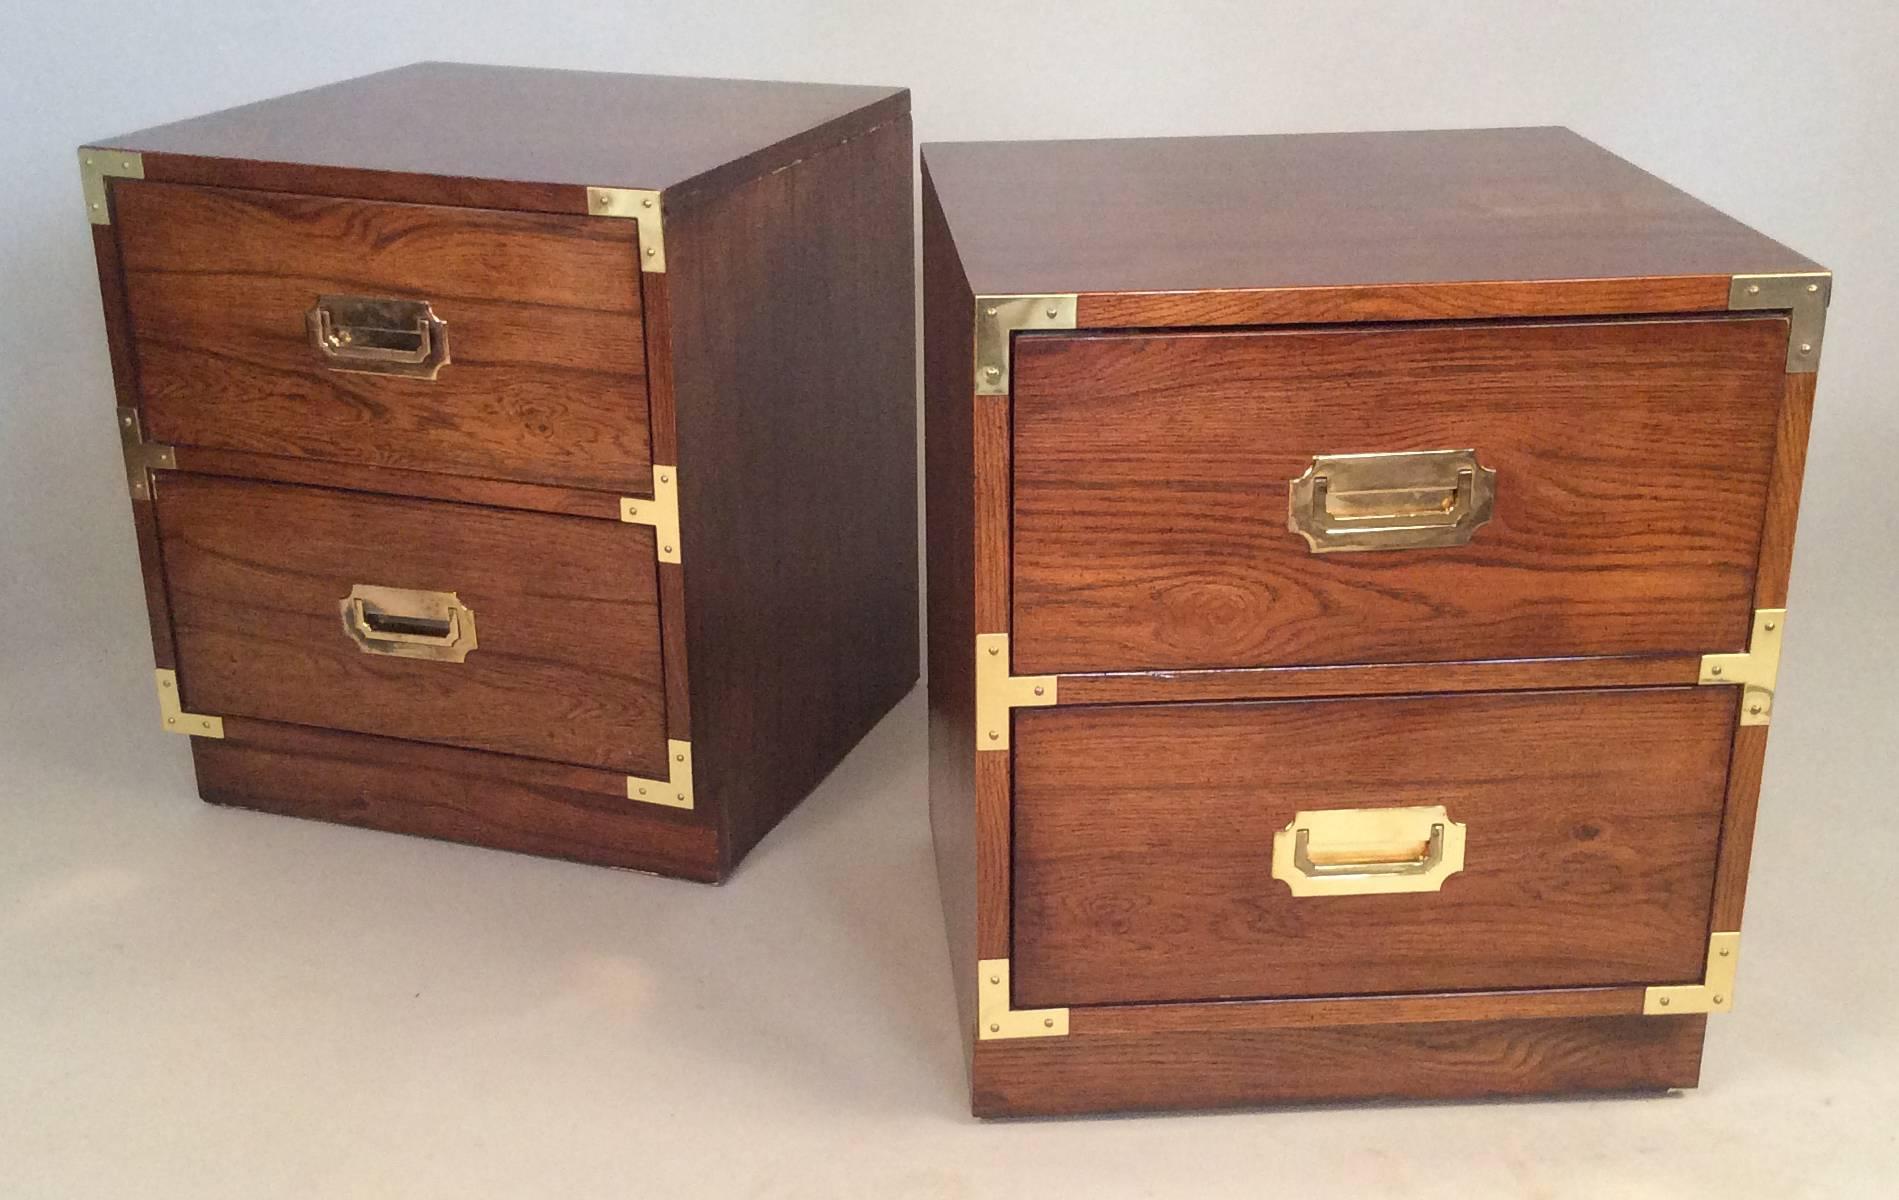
top-left (1013, 688), bottom-right (1733, 1009)
top-left (923, 128), bottom-right (1817, 299)
top-left (155, 473), bottom-right (668, 777)
top-left (98, 63), bottom-right (907, 203)
top-left (971, 1015), bottom-right (1705, 1118)
top-left (1011, 316), bottom-right (1786, 674)
top-left (195, 717), bottom-right (719, 880)
top-left (114, 181), bottom-right (651, 491)
top-left (1056, 653), bottom-right (1703, 705)
top-left (664, 112), bottom-right (918, 868)
top-left (1077, 277), bottom-right (1731, 330)
top-left (923, 160), bottom-right (982, 1052)
top-left (638, 276), bottom-right (693, 745)
top-left (1072, 985), bottom-right (1645, 1035)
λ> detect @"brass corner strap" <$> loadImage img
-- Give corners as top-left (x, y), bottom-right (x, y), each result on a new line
top-left (1730, 272), bottom-right (1830, 373)
top-left (978, 959), bottom-right (1069, 1040)
top-left (586, 187), bottom-right (666, 272)
top-left (974, 295), bottom-right (1077, 396)
top-left (1645, 932), bottom-right (1740, 1015)
top-left (620, 466), bottom-right (682, 564)
top-left (1700, 608), bottom-right (1785, 726)
top-left (975, 633), bottom-right (1056, 751)
top-left (79, 148), bottom-right (143, 225)
top-left (154, 669), bottom-right (223, 738)
top-left (627, 739), bottom-right (694, 809)
top-left (118, 407), bottom-right (176, 501)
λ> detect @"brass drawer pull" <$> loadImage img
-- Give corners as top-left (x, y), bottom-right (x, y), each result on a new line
top-left (1288, 448), bottom-right (1496, 553)
top-left (307, 295), bottom-right (450, 379)
top-left (340, 584), bottom-right (479, 662)
top-left (1271, 805), bottom-right (1467, 897)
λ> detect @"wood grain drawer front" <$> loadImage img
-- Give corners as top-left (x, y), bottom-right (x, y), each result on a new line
top-left (154, 474), bottom-right (669, 778)
top-left (1010, 316), bottom-right (1788, 674)
top-left (114, 182), bottom-right (650, 492)
top-left (1012, 687), bottom-right (1733, 1009)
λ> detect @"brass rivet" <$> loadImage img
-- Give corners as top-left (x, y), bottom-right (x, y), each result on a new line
top-left (1044, 1017), bottom-right (1054, 1027)
top-left (122, 416), bottom-right (133, 427)
top-left (1749, 703), bottom-right (1764, 715)
top-left (663, 545), bottom-right (674, 554)
top-left (988, 730), bottom-right (1000, 741)
top-left (1045, 306), bottom-right (1058, 319)
top-left (1658, 996), bottom-right (1671, 1006)
top-left (626, 504), bottom-right (638, 514)
top-left (84, 156), bottom-right (95, 166)
top-left (166, 717), bottom-right (176, 725)
top-left (676, 793), bottom-right (685, 802)
top-left (90, 202), bottom-right (102, 211)
top-left (1712, 994), bottom-right (1725, 1004)
top-left (161, 679), bottom-right (172, 689)
top-left (596, 193), bottom-right (610, 207)
top-left (1033, 686), bottom-right (1044, 696)
top-left (985, 366), bottom-right (1000, 378)
top-left (645, 247), bottom-right (657, 258)
top-left (989, 1023), bottom-right (1001, 1033)
top-left (987, 646), bottom-right (1000, 656)
top-left (659, 473), bottom-right (670, 483)
top-left (642, 197), bottom-right (654, 208)
top-left (1764, 621), bottom-right (1777, 631)
top-left (675, 754), bottom-right (684, 763)
top-left (985, 306), bottom-right (998, 317)
top-left (637, 786), bottom-right (647, 795)
top-left (1806, 283), bottom-right (1819, 293)
top-left (1747, 283), bottom-right (1761, 295)
top-left (1710, 665), bottom-right (1723, 676)
top-left (1799, 342), bottom-right (1813, 355)
top-left (989, 975), bottom-right (1000, 985)
top-left (1720, 947), bottom-right (1732, 957)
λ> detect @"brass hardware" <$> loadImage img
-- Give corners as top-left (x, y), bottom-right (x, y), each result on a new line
top-left (307, 296), bottom-right (451, 379)
top-left (1700, 608), bottom-right (1785, 726)
top-left (586, 187), bottom-right (666, 272)
top-left (79, 147), bottom-right (143, 225)
top-left (153, 668), bottom-right (223, 738)
top-left (975, 633), bottom-right (1056, 751)
top-left (626, 739), bottom-right (695, 810)
top-left (1288, 449), bottom-right (1497, 554)
top-left (1271, 806), bottom-right (1468, 897)
top-left (619, 466), bottom-right (683, 565)
top-left (978, 958), bottom-right (1068, 1040)
top-left (1645, 931), bottom-right (1741, 1015)
top-left (1730, 272), bottom-right (1831, 373)
top-left (974, 294), bottom-right (1077, 396)
top-left (117, 407), bottom-right (176, 502)
top-left (340, 585), bottom-right (479, 663)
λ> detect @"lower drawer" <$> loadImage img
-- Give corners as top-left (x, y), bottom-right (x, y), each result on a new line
top-left (153, 473), bottom-right (669, 777)
top-left (1012, 687), bottom-right (1734, 1009)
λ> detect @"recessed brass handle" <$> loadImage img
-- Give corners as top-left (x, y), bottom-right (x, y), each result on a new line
top-left (1288, 449), bottom-right (1496, 553)
top-left (340, 584), bottom-right (478, 662)
top-left (306, 295), bottom-right (450, 379)
top-left (1271, 805), bottom-right (1467, 897)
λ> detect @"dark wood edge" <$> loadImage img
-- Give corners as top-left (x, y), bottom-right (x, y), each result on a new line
top-left (1056, 654), bottom-right (1706, 705)
top-left (1077, 275), bottom-right (1733, 329)
top-left (169, 447), bottom-right (630, 520)
top-left (1071, 984), bottom-right (1649, 1035)
top-left (638, 268), bottom-right (694, 747)
top-left (974, 393), bottom-right (1013, 961)
top-left (1707, 369), bottom-right (1818, 930)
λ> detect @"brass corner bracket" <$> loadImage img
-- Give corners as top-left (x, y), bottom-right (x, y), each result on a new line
top-left (978, 958), bottom-right (1069, 1040)
top-left (79, 147), bottom-right (143, 225)
top-left (118, 407), bottom-right (176, 501)
top-left (975, 633), bottom-right (1056, 751)
top-left (974, 294), bottom-right (1077, 396)
top-left (619, 465), bottom-right (682, 564)
top-left (1730, 272), bottom-right (1830, 373)
top-left (1700, 608), bottom-right (1785, 726)
top-left (627, 739), bottom-right (694, 809)
top-left (154, 669), bottom-right (223, 738)
top-left (586, 187), bottom-right (666, 272)
top-left (1645, 931), bottom-right (1740, 1015)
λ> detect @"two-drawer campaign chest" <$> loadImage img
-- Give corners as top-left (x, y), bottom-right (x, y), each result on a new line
top-left (923, 128), bottom-right (1829, 1116)
top-left (82, 63), bottom-right (918, 881)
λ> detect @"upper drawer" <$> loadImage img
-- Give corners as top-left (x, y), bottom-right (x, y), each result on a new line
top-left (1010, 315), bottom-right (1788, 674)
top-left (112, 182), bottom-right (650, 492)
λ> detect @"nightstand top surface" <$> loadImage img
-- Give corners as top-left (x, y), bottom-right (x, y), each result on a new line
top-left (90, 62), bottom-right (907, 196)
top-left (923, 127), bottom-right (1818, 296)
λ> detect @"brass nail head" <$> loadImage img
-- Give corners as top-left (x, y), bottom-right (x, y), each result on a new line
top-left (1713, 994), bottom-right (1725, 1004)
top-left (166, 717), bottom-right (176, 725)
top-left (1747, 283), bottom-right (1761, 294)
top-left (1044, 1017), bottom-right (1054, 1027)
top-left (1806, 283), bottom-right (1819, 293)
top-left (645, 247), bottom-right (657, 258)
top-left (642, 197), bottom-right (654, 208)
top-left (1799, 343), bottom-right (1813, 355)
top-left (1658, 996), bottom-right (1671, 1006)
top-left (1045, 306), bottom-right (1058, 318)
top-left (989, 1023), bottom-right (1000, 1033)
top-left (989, 975), bottom-right (1000, 985)
top-left (1711, 665), bottom-right (1723, 676)
top-left (1720, 947), bottom-right (1732, 957)
top-left (1033, 686), bottom-right (1045, 696)
top-left (987, 646), bottom-right (999, 656)
top-left (985, 306), bottom-right (998, 317)
top-left (1750, 703), bottom-right (1764, 715)
top-left (988, 730), bottom-right (1000, 741)
top-left (659, 473), bottom-right (669, 483)
top-left (663, 545), bottom-right (674, 554)
top-left (984, 366), bottom-right (999, 378)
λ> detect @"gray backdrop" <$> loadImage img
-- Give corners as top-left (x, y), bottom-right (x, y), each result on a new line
top-left (4, 2), bottom-right (1894, 1195)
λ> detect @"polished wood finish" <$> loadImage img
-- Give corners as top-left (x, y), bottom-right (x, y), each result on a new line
top-left (923, 128), bottom-right (1817, 299)
top-left (924, 129), bottom-right (1826, 1116)
top-left (117, 182), bottom-right (650, 492)
top-left (90, 66), bottom-right (916, 880)
top-left (1012, 316), bottom-right (1786, 674)
top-left (194, 717), bottom-right (718, 879)
top-left (156, 473), bottom-right (668, 776)
top-left (1013, 688), bottom-right (1731, 1008)
top-left (972, 1015), bottom-right (1705, 1118)
top-left (664, 113), bottom-right (918, 864)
